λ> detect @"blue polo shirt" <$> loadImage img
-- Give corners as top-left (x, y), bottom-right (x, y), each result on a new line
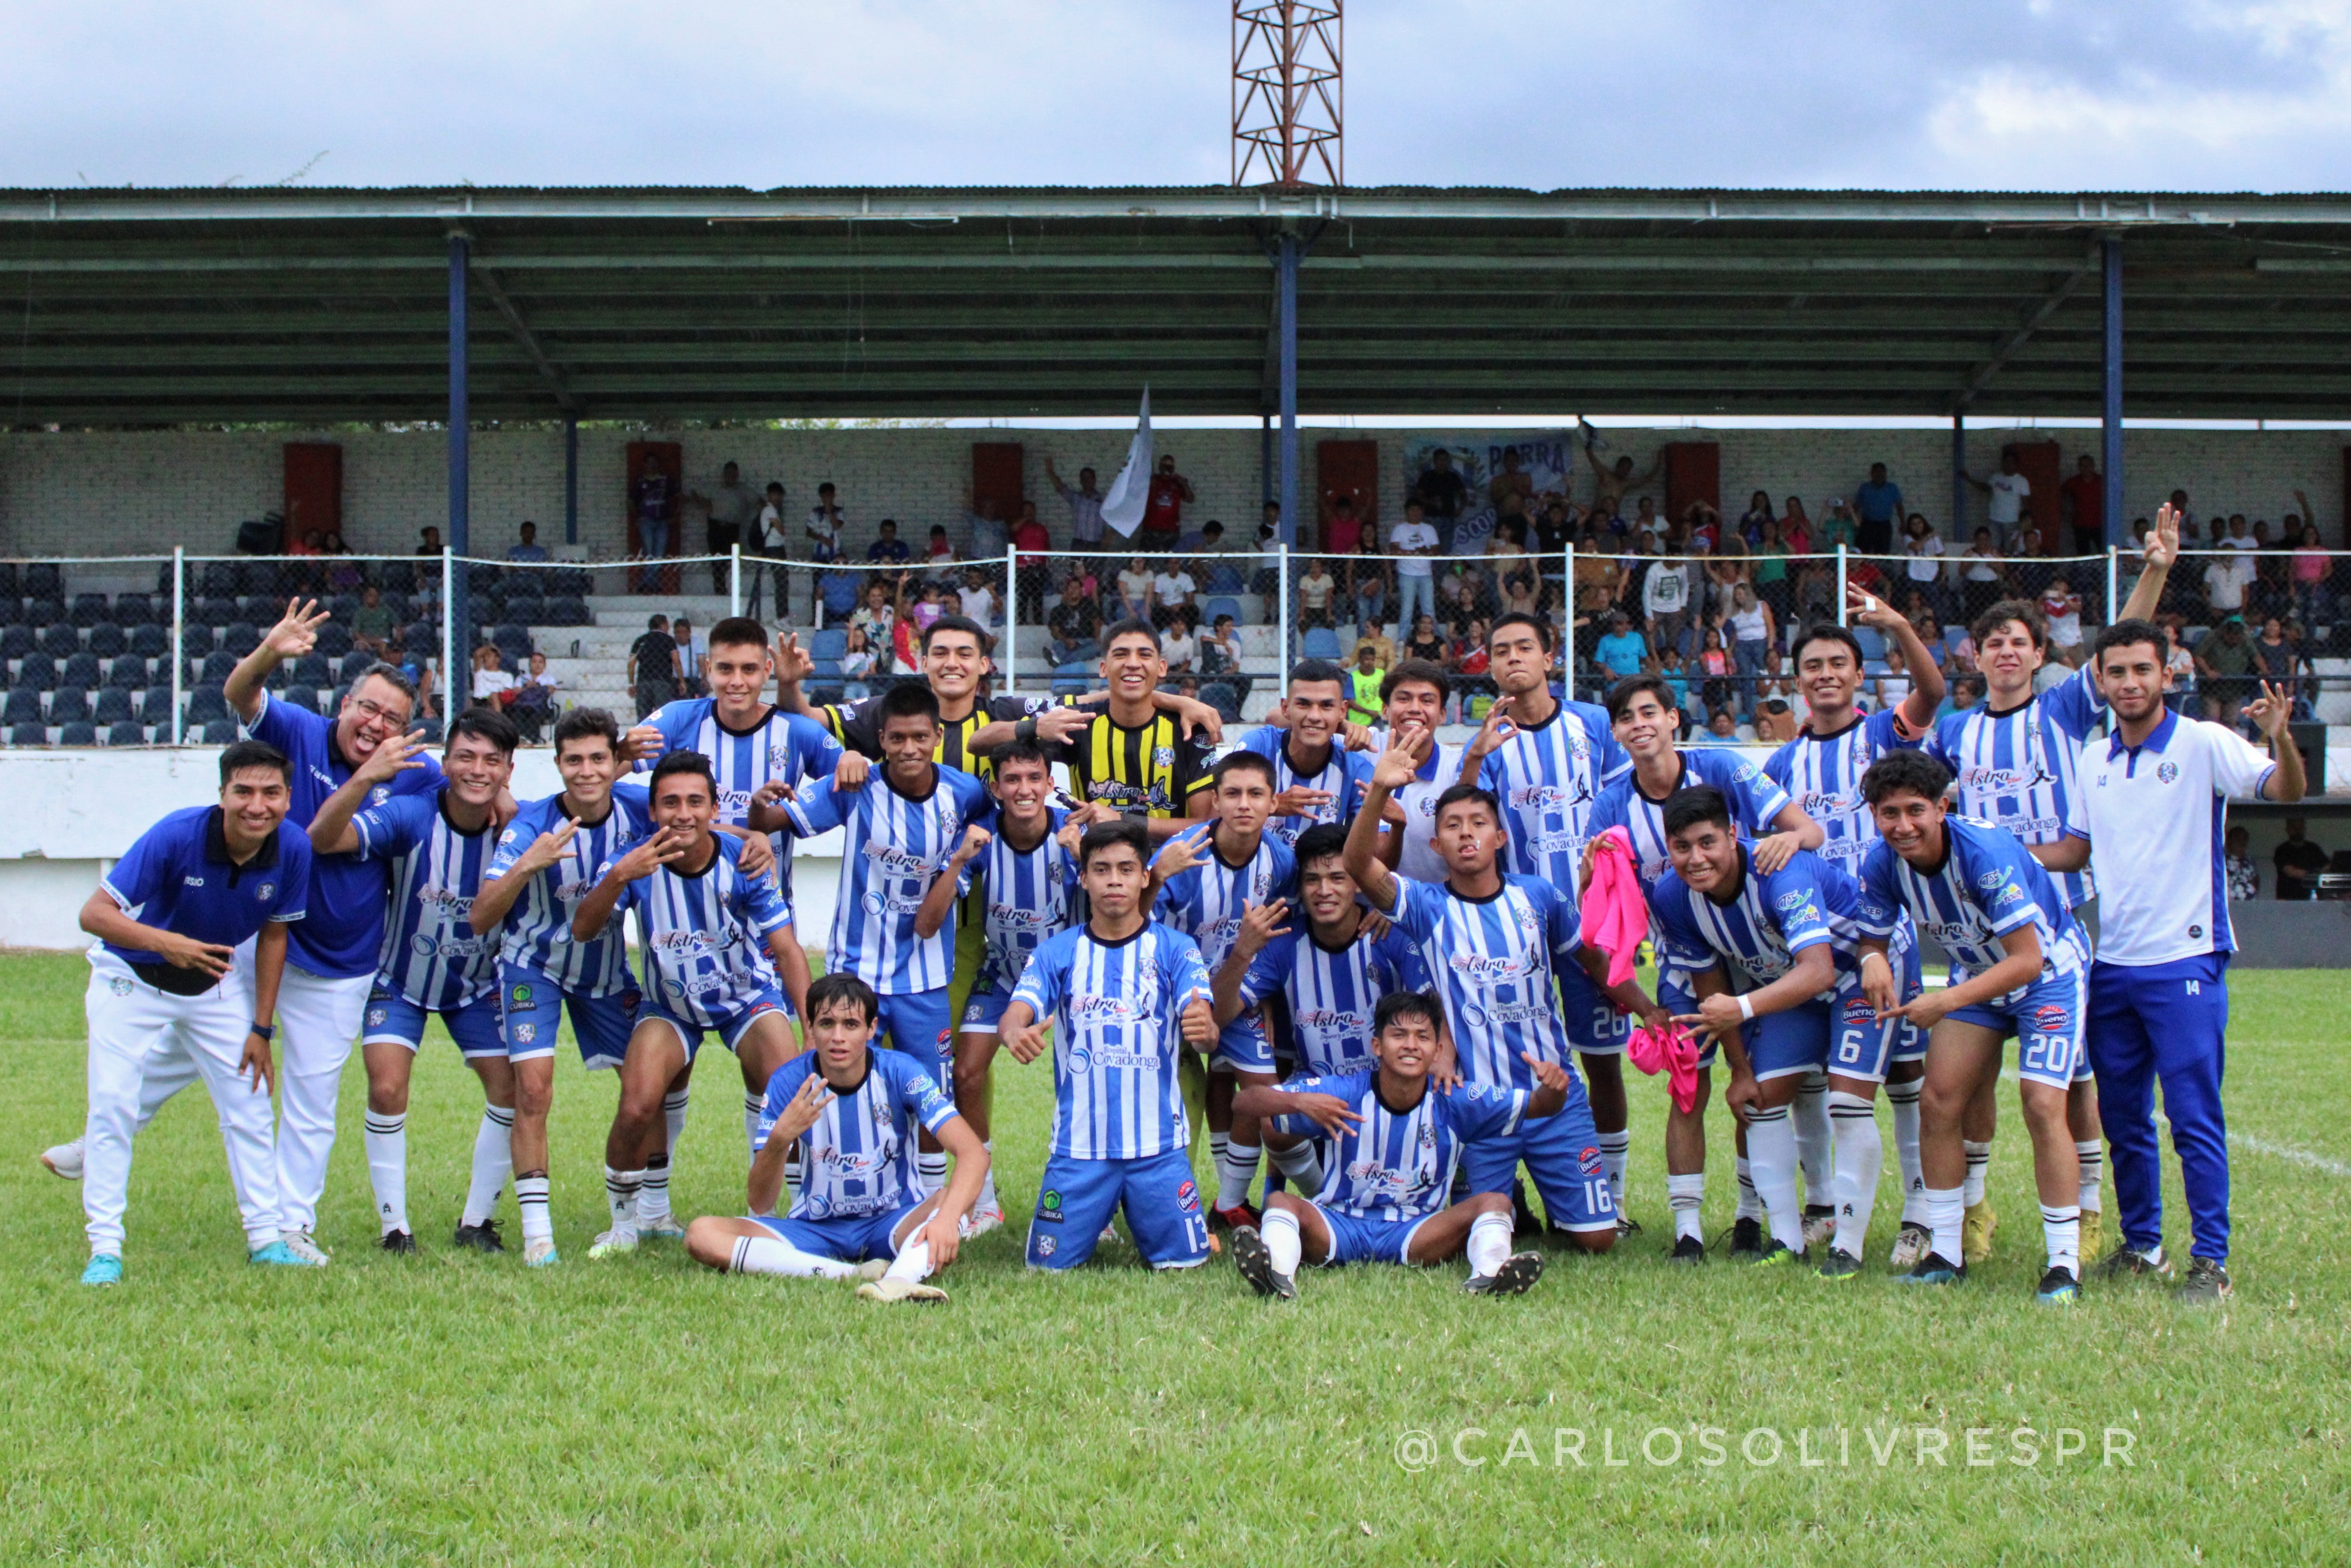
top-left (247, 691), bottom-right (444, 978)
top-left (102, 806), bottom-right (310, 988)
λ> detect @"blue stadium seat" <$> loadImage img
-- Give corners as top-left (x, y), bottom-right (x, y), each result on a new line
top-left (220, 622), bottom-right (261, 658)
top-left (8, 723), bottom-right (47, 747)
top-left (200, 651), bottom-right (240, 685)
top-left (810, 627), bottom-right (849, 662)
top-left (200, 561), bottom-right (241, 598)
top-left (500, 595), bottom-right (544, 627)
top-left (24, 599), bottom-right (63, 632)
top-left (0, 626), bottom-right (34, 661)
top-left (820, 572), bottom-right (861, 619)
top-left (291, 652), bottom-right (333, 688)
top-left (494, 623), bottom-right (534, 659)
top-left (175, 623), bottom-right (213, 659)
top-left (0, 596), bottom-right (22, 627)
top-left (113, 593), bottom-right (154, 627)
top-left (1204, 596), bottom-right (1242, 628)
top-left (196, 596), bottom-right (239, 627)
top-left (70, 592), bottom-right (111, 628)
top-left (279, 685), bottom-right (319, 715)
top-left (2, 689), bottom-right (43, 727)
top-left (1203, 562), bottom-right (1247, 594)
top-left (92, 689), bottom-right (135, 727)
top-left (22, 564), bottom-right (61, 602)
top-left (377, 560), bottom-right (417, 595)
top-left (327, 593), bottom-right (360, 622)
top-left (201, 719), bottom-right (240, 745)
top-left (56, 721), bottom-right (98, 748)
top-left (546, 595), bottom-right (589, 627)
top-left (107, 656), bottom-right (147, 689)
top-left (60, 652), bottom-right (102, 690)
top-left (1852, 626), bottom-right (1886, 662)
top-left (314, 622), bottom-right (353, 659)
top-left (105, 722), bottom-right (146, 748)
top-left (1052, 659), bottom-right (1094, 697)
top-left (47, 687), bottom-right (92, 725)
top-left (38, 622), bottom-right (80, 659)
top-left (14, 655), bottom-right (56, 693)
top-left (341, 649), bottom-right (378, 685)
top-left (130, 622), bottom-right (170, 660)
top-left (139, 688), bottom-right (178, 729)
top-left (413, 716), bottom-right (444, 744)
top-left (1200, 682), bottom-right (1241, 723)
top-left (86, 622), bottom-right (127, 659)
top-left (377, 593), bottom-right (412, 626)
top-left (0, 564), bottom-right (17, 601)
top-left (1301, 627), bottom-right (1342, 661)
top-left (184, 687), bottom-right (230, 727)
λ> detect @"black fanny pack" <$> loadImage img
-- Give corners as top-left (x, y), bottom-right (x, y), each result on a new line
top-left (127, 960), bottom-right (225, 998)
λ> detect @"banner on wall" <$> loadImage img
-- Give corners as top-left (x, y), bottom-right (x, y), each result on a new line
top-left (1399, 431), bottom-right (1577, 556)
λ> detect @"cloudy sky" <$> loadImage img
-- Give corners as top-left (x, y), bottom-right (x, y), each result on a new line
top-left (10, 1), bottom-right (2351, 193)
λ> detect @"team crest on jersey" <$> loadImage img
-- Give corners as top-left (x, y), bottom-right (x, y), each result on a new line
top-left (1154, 745), bottom-right (1175, 768)
top-left (367, 1007), bottom-right (388, 1027)
top-left (1065, 1045), bottom-right (1093, 1074)
top-left (2157, 761), bottom-right (2179, 784)
top-left (1578, 1145), bottom-right (1603, 1177)
top-left (767, 743), bottom-right (791, 770)
top-left (1034, 1234), bottom-right (1057, 1256)
top-left (514, 1022), bottom-right (537, 1044)
top-left (108, 976), bottom-right (132, 996)
top-left (256, 882), bottom-right (275, 902)
top-left (369, 785), bottom-right (392, 806)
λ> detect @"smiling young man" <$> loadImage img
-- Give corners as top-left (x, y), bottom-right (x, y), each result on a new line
top-left (75, 741), bottom-right (316, 1284)
top-left (1853, 750), bottom-right (2092, 1301)
top-left (307, 709), bottom-right (519, 1255)
top-left (1236, 659), bottom-right (1374, 852)
top-left (684, 973), bottom-right (987, 1305)
top-left (1049, 619), bottom-right (1217, 836)
top-left (2033, 623), bottom-right (2304, 1305)
top-left (1373, 660), bottom-right (1466, 881)
top-left (1228, 991), bottom-right (1563, 1301)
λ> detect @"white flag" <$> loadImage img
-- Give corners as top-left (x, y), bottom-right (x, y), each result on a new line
top-left (1097, 388), bottom-right (1153, 539)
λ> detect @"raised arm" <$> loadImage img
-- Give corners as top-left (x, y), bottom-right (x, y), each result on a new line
top-left (914, 825), bottom-right (990, 941)
top-left (226, 598), bottom-right (331, 724)
top-left (307, 731), bottom-right (430, 856)
top-left (1849, 583), bottom-right (1945, 725)
top-left (469, 816), bottom-right (578, 935)
top-left (1344, 734), bottom-right (1426, 914)
top-left (1209, 899), bottom-right (1289, 1027)
top-left (571, 829), bottom-right (680, 942)
top-left (2118, 503), bottom-right (2181, 623)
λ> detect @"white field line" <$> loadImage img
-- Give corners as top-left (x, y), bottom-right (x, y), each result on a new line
top-left (1993, 1069), bottom-right (2351, 1179)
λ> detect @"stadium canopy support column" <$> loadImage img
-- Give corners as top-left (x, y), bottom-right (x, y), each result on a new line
top-left (1260, 413), bottom-right (1273, 510)
top-left (1950, 413), bottom-right (1966, 542)
top-left (1277, 232), bottom-right (1300, 543)
top-left (2103, 238), bottom-right (2125, 547)
top-left (447, 231), bottom-right (471, 693)
top-left (564, 415), bottom-right (580, 546)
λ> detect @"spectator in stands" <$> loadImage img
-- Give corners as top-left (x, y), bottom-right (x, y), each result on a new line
top-left (1413, 447), bottom-right (1468, 547)
top-left (1911, 609), bottom-right (1949, 669)
top-left (506, 521), bottom-right (549, 563)
top-left (1201, 613), bottom-right (1241, 687)
top-left (1703, 537), bottom-right (1750, 622)
top-left (1346, 529), bottom-right (1390, 632)
top-left (2161, 619), bottom-right (2197, 710)
top-left (1874, 644), bottom-right (1912, 714)
top-left (2253, 615), bottom-right (2312, 717)
top-left (2194, 615), bottom-right (2257, 730)
top-left (867, 518), bottom-right (911, 564)
top-left (470, 641), bottom-right (515, 709)
top-left (1355, 618), bottom-right (1395, 674)
top-left (509, 651), bottom-right (557, 744)
top-left (926, 524), bottom-right (955, 565)
top-left (1295, 556), bottom-right (1335, 631)
top-left (2206, 543), bottom-right (2254, 621)
top-left (1901, 512), bottom-right (1949, 619)
top-left (416, 525), bottom-right (443, 557)
top-left (1817, 498), bottom-right (1858, 553)
top-left (1704, 710), bottom-right (1740, 740)
top-left (1738, 491), bottom-right (1774, 547)
top-left (1453, 618), bottom-right (1491, 683)
top-left (351, 585), bottom-right (396, 659)
top-left (2290, 507), bottom-right (2331, 628)
top-left (1753, 516), bottom-right (1793, 621)
top-left (1438, 573), bottom-right (1480, 643)
top-left (1044, 458), bottom-right (1106, 553)
top-left (2059, 454), bottom-right (2104, 555)
top-left (1323, 493), bottom-right (1363, 558)
top-left (1584, 439), bottom-right (1659, 525)
top-left (1403, 612), bottom-right (1447, 670)
top-left (1695, 625), bottom-right (1734, 722)
top-left (1594, 612), bottom-right (1647, 682)
top-left (1624, 494), bottom-right (1663, 546)
top-left (1040, 578), bottom-right (1099, 665)
top-left (1779, 498), bottom-right (1813, 556)
top-left (1958, 526), bottom-right (2004, 624)
top-left (1346, 638), bottom-right (1388, 727)
top-left (1656, 645), bottom-right (1691, 719)
top-left (2275, 817), bottom-right (2330, 901)
top-left (631, 454), bottom-right (676, 563)
top-left (1753, 694), bottom-right (1798, 745)
top-left (1536, 497), bottom-right (1576, 553)
top-left (746, 480), bottom-right (790, 621)
top-left (1641, 535), bottom-right (1694, 662)
top-left (804, 482), bottom-right (843, 564)
top-left (1142, 455), bottom-right (1193, 553)
top-left (1198, 519), bottom-right (1229, 557)
top-left (850, 579), bottom-right (896, 652)
top-left (1853, 463), bottom-right (1904, 556)
top-left (697, 462), bottom-right (759, 591)
top-left (1162, 610), bottom-right (1198, 676)
top-left (1937, 671), bottom-right (1986, 721)
top-left (628, 615), bottom-right (678, 719)
top-left (1965, 450), bottom-right (2032, 550)
top-left (840, 625), bottom-right (879, 701)
top-left (672, 616), bottom-right (707, 698)
top-left (1725, 580), bottom-right (1776, 719)
top-left (1012, 503), bottom-right (1051, 622)
top-left (2225, 826), bottom-right (2259, 902)
top-left (960, 568), bottom-right (997, 629)
top-left (2039, 575), bottom-right (2085, 665)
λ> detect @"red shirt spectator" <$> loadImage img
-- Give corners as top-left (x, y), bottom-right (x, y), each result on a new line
top-left (1323, 497), bottom-right (1363, 558)
top-left (1144, 457), bottom-right (1193, 544)
top-left (1012, 515), bottom-right (1050, 569)
top-left (2060, 458), bottom-right (2104, 552)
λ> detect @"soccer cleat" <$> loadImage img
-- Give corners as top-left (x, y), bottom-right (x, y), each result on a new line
top-left (1098, 1222), bottom-right (1120, 1247)
top-left (40, 1137), bottom-right (85, 1180)
top-left (2036, 1265), bottom-right (2080, 1304)
top-left (280, 1231), bottom-right (330, 1266)
top-left (636, 1216), bottom-right (686, 1242)
top-left (248, 1240), bottom-right (322, 1268)
top-left (856, 1277), bottom-right (949, 1305)
top-left (379, 1230), bottom-right (417, 1255)
top-left (2095, 1242), bottom-right (2174, 1282)
top-left (1463, 1251), bottom-right (1546, 1296)
top-left (524, 1237), bottom-right (560, 1268)
top-left (1817, 1249), bottom-right (1865, 1281)
top-left (1801, 1206), bottom-right (1837, 1250)
top-left (1961, 1197), bottom-right (1997, 1265)
top-left (1229, 1226), bottom-right (1296, 1301)
top-left (1888, 1221), bottom-right (1932, 1270)
top-left (1753, 1239), bottom-right (1804, 1267)
top-left (586, 1227), bottom-right (638, 1259)
top-left (80, 1253), bottom-right (123, 1286)
top-left (2076, 1207), bottom-right (2104, 1267)
top-left (1668, 1234), bottom-right (1707, 1266)
top-left (1727, 1216), bottom-right (1764, 1262)
top-left (964, 1203), bottom-right (1006, 1239)
top-left (2178, 1257), bottom-right (2233, 1306)
top-left (1209, 1202), bottom-right (1260, 1234)
top-left (1902, 1252), bottom-right (1967, 1286)
top-left (854, 1259), bottom-right (892, 1282)
top-left (451, 1219), bottom-right (506, 1254)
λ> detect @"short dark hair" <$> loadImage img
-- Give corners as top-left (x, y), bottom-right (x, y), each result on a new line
top-left (1373, 990), bottom-right (1443, 1038)
top-left (1660, 785), bottom-right (1732, 840)
top-left (649, 749), bottom-right (716, 796)
top-left (553, 707), bottom-right (621, 756)
top-left (1486, 610), bottom-right (1553, 653)
top-left (1431, 782), bottom-right (1501, 826)
top-left (805, 972), bottom-right (879, 1027)
top-left (1605, 674), bottom-right (1679, 721)
top-left (353, 662), bottom-right (420, 706)
top-left (447, 707), bottom-right (519, 757)
top-left (879, 682), bottom-right (942, 728)
top-left (1078, 819), bottom-right (1150, 869)
top-left (1287, 658), bottom-right (1346, 691)
top-left (1383, 658), bottom-right (1449, 703)
top-left (1292, 822), bottom-right (1350, 870)
top-left (1101, 616), bottom-right (1161, 653)
top-left (2092, 617), bottom-right (2166, 668)
top-left (646, 614), bottom-right (669, 631)
top-left (921, 614), bottom-right (992, 655)
top-left (219, 738), bottom-right (291, 786)
top-left (1971, 598), bottom-right (2046, 651)
top-left (1860, 749), bottom-right (1952, 807)
top-left (1213, 750), bottom-right (1277, 791)
top-left (707, 616), bottom-right (768, 653)
top-left (988, 735), bottom-right (1052, 776)
top-left (1791, 623), bottom-right (1864, 667)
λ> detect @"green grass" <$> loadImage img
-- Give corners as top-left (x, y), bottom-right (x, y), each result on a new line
top-left (4, 952), bottom-right (2348, 1565)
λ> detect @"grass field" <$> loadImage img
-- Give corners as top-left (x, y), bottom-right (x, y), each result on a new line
top-left (5, 951), bottom-right (2348, 1565)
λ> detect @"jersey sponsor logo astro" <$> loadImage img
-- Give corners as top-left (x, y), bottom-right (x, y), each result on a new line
top-left (1448, 949), bottom-right (1539, 985)
top-left (1510, 780), bottom-right (1591, 813)
top-left (1293, 1005), bottom-right (1371, 1035)
top-left (1959, 761), bottom-right (2056, 795)
top-left (1774, 890), bottom-right (1809, 913)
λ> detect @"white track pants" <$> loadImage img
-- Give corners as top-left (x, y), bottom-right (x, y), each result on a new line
top-left (271, 964), bottom-right (373, 1236)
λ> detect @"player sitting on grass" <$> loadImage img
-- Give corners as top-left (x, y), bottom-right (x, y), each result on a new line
top-left (1228, 990), bottom-right (1565, 1300)
top-left (1853, 749), bottom-right (2089, 1302)
top-left (999, 820), bottom-right (1219, 1273)
top-left (1652, 786), bottom-right (1918, 1274)
top-left (306, 709), bottom-right (518, 1256)
top-left (573, 750), bottom-right (805, 1260)
top-left (684, 973), bottom-right (986, 1305)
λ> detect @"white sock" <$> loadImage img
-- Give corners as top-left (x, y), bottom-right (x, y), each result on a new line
top-left (1744, 1106), bottom-right (1805, 1252)
top-left (1466, 1211), bottom-right (1513, 1278)
top-left (1887, 1078), bottom-right (1925, 1224)
top-left (636, 1153), bottom-right (672, 1223)
top-left (744, 1093), bottom-right (764, 1163)
top-left (1262, 1208), bottom-right (1303, 1276)
top-left (2075, 1140), bottom-right (2104, 1214)
top-left (516, 1175), bottom-right (552, 1245)
top-left (782, 1145), bottom-right (803, 1199)
top-left (729, 1233), bottom-right (859, 1279)
top-left (664, 1087), bottom-right (690, 1156)
top-left (1667, 1172), bottom-right (1705, 1243)
top-left (1827, 1090), bottom-right (1881, 1260)
top-left (1208, 1131), bottom-right (1230, 1196)
top-left (603, 1165), bottom-right (641, 1233)
top-left (918, 1151), bottom-right (949, 1197)
top-left (462, 1105), bottom-right (513, 1227)
top-left (976, 1139), bottom-right (999, 1211)
top-left (1733, 1156), bottom-right (1763, 1222)
top-left (1217, 1140), bottom-right (1261, 1212)
top-left (1270, 1140), bottom-right (1323, 1196)
top-left (364, 1112), bottom-right (408, 1237)
top-left (1962, 1140), bottom-right (1991, 1207)
top-left (1597, 1128), bottom-right (1630, 1212)
top-left (1925, 1184), bottom-right (1965, 1264)
top-left (2041, 1204), bottom-right (2081, 1274)
top-left (1793, 1073), bottom-right (1831, 1207)
top-left (883, 1237), bottom-right (934, 1284)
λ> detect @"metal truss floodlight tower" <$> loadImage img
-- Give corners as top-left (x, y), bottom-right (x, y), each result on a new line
top-left (1232, 2), bottom-right (1342, 190)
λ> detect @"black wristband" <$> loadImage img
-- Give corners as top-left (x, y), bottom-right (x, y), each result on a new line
top-left (1017, 718), bottom-right (1038, 745)
top-left (249, 1021), bottom-right (275, 1042)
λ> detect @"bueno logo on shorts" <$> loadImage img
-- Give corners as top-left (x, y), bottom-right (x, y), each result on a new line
top-left (1578, 1145), bottom-right (1603, 1177)
top-left (1175, 1179), bottom-right (1201, 1213)
top-left (2033, 1004), bottom-right (2070, 1031)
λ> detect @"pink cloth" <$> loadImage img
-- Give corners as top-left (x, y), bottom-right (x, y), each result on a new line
top-left (1578, 826), bottom-right (1648, 989)
top-left (1629, 1023), bottom-right (1703, 1116)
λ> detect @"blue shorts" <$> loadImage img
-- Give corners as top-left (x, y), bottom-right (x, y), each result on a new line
top-left (1209, 1005), bottom-right (1276, 1076)
top-left (1025, 1148), bottom-right (1212, 1270)
top-left (363, 988), bottom-right (507, 1060)
top-left (1946, 966), bottom-right (2087, 1091)
top-left (1560, 960), bottom-right (1632, 1058)
top-left (958, 988), bottom-right (1016, 1034)
top-left (751, 1200), bottom-right (923, 1263)
top-left (1743, 996), bottom-right (1834, 1082)
top-left (1885, 924), bottom-right (1928, 1063)
top-left (1313, 1203), bottom-right (1430, 1266)
top-left (639, 988), bottom-right (789, 1062)
top-left (1460, 1070), bottom-right (1617, 1234)
top-left (876, 988), bottom-right (954, 1075)
top-left (500, 964), bottom-right (640, 1069)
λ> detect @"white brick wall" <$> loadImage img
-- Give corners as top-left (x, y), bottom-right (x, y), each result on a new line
top-left (0, 421), bottom-right (2341, 560)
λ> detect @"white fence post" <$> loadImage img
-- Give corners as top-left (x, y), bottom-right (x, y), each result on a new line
top-left (2106, 546), bottom-right (2119, 626)
top-left (169, 547), bottom-right (185, 745)
top-left (730, 544), bottom-right (742, 620)
top-left (1836, 544), bottom-right (1849, 625)
top-left (1003, 545), bottom-right (1019, 699)
top-left (1276, 544), bottom-right (1291, 685)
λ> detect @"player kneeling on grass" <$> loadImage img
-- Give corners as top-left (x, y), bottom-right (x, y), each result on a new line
top-left (1853, 749), bottom-right (2089, 1302)
top-left (1228, 991), bottom-right (1561, 1300)
top-left (685, 973), bottom-right (985, 1304)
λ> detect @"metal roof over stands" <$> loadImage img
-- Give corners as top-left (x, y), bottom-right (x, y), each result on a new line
top-left (8, 184), bottom-right (2351, 424)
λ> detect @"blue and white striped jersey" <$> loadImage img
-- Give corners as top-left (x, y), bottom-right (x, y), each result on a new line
top-left (1265, 1071), bottom-right (1530, 1221)
top-left (1651, 845), bottom-right (1867, 997)
top-left (1928, 665), bottom-right (2103, 907)
top-left (1855, 817), bottom-right (2086, 1004)
top-left (1476, 698), bottom-right (1631, 889)
top-left (349, 785), bottom-right (501, 1011)
top-left (1235, 924), bottom-right (1429, 1077)
top-left (1764, 710), bottom-right (1924, 880)
top-left (781, 765), bottom-right (993, 995)
top-left (634, 698), bottom-right (842, 898)
top-left (482, 784), bottom-right (653, 995)
top-left (1378, 872), bottom-right (1583, 1090)
top-left (1590, 748), bottom-right (1797, 890)
top-left (971, 809), bottom-right (1080, 997)
top-left (754, 1047), bottom-right (958, 1221)
top-left (1238, 725), bottom-right (1373, 851)
top-left (1011, 921), bottom-right (1212, 1160)
top-left (606, 833), bottom-right (794, 1026)
top-left (1151, 825), bottom-right (1297, 977)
